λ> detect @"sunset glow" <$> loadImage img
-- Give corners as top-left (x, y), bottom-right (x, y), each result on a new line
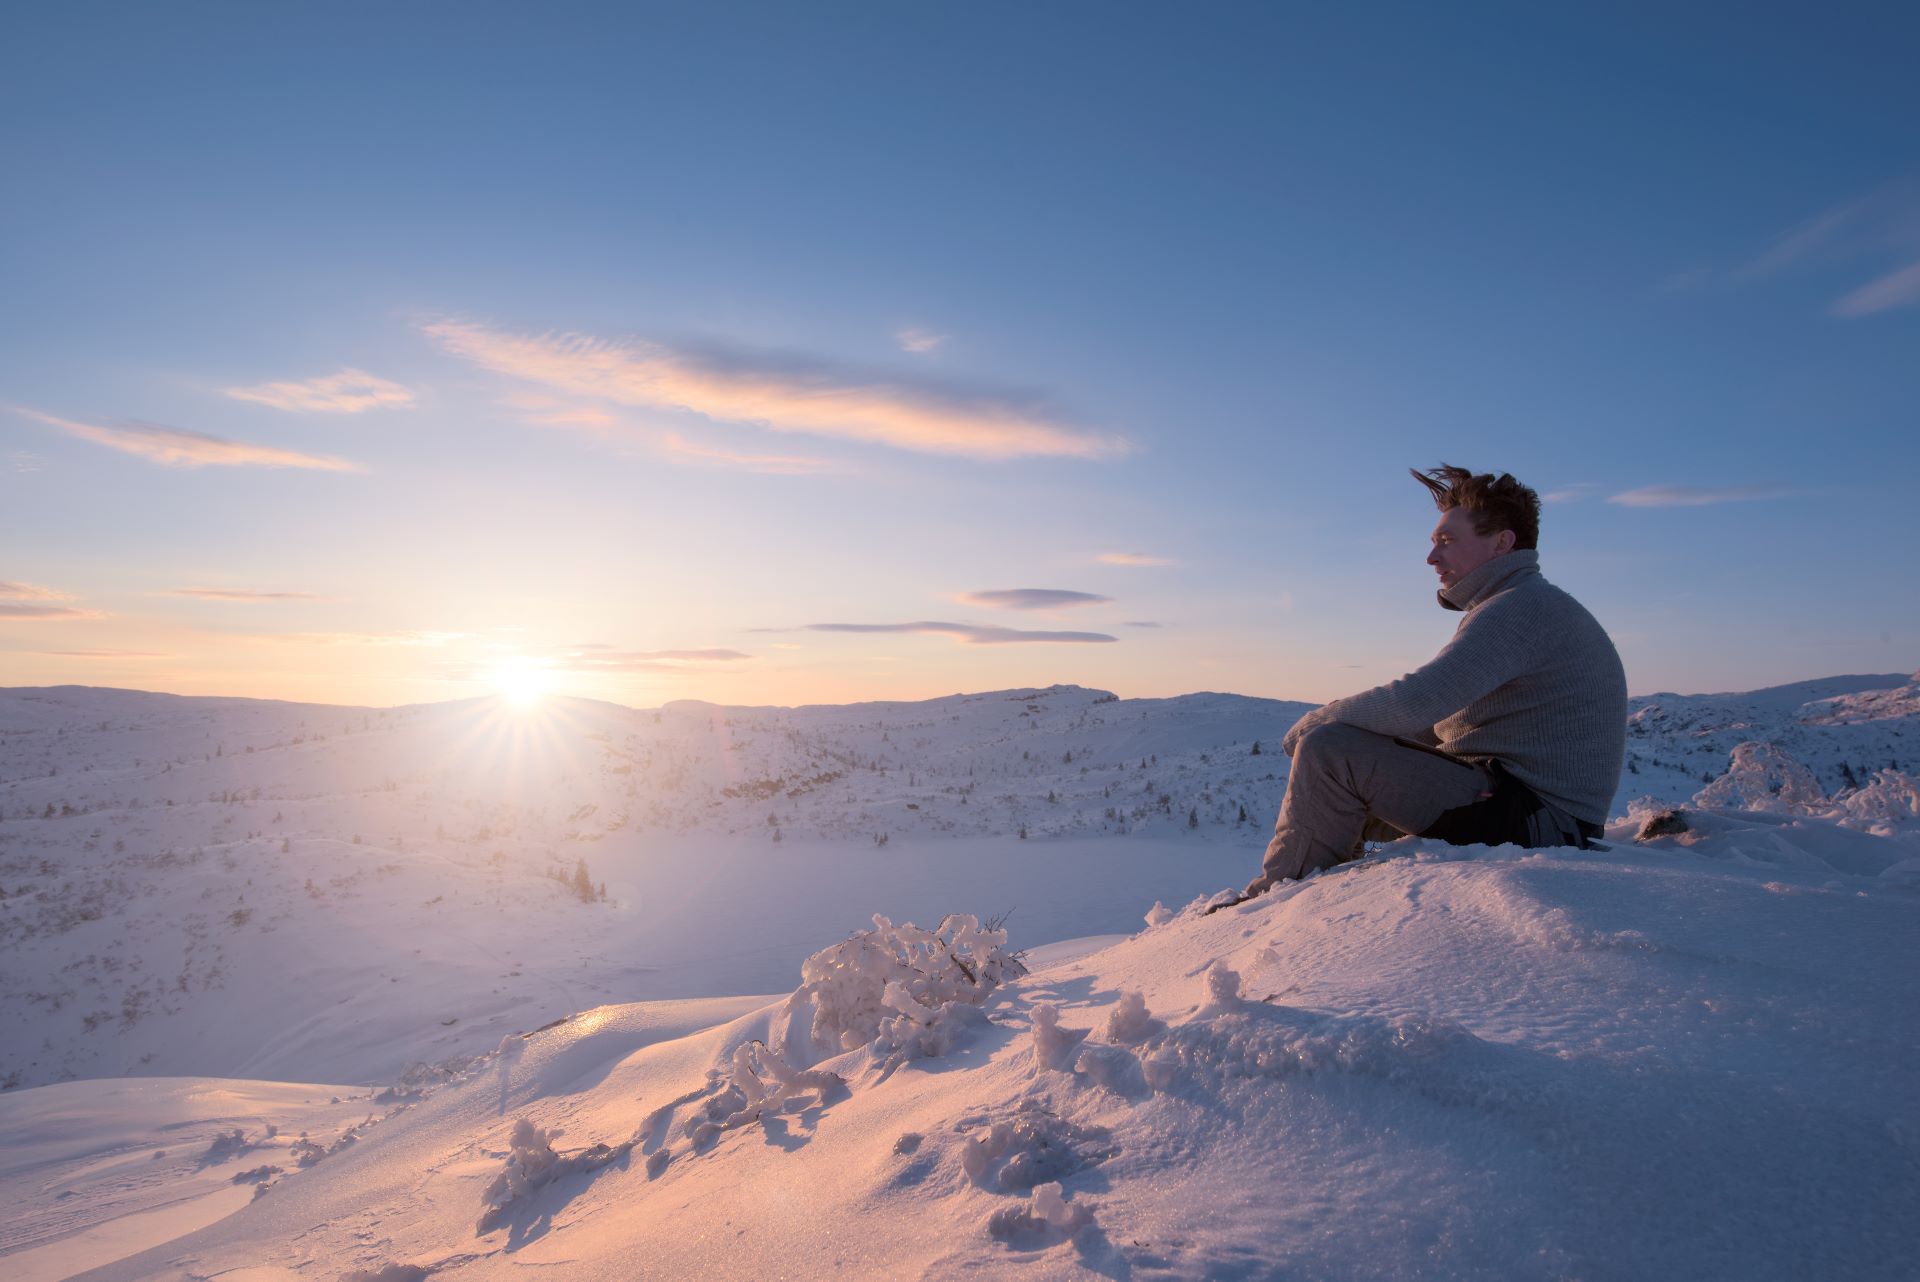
top-left (0, 6), bottom-right (1913, 708)
top-left (488, 658), bottom-right (552, 708)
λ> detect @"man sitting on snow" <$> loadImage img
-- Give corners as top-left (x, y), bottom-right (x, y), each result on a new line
top-left (1226, 465), bottom-right (1626, 907)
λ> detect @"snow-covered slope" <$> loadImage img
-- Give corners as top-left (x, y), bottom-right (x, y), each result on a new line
top-left (54, 819), bottom-right (1919, 1282)
top-left (0, 684), bottom-right (1302, 1091)
top-left (3, 675), bottom-right (1918, 1278)
top-left (3, 675), bottom-right (1917, 1094)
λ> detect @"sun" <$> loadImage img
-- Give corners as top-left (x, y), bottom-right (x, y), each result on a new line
top-left (487, 658), bottom-right (551, 708)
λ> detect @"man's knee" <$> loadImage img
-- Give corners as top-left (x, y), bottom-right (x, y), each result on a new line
top-left (1292, 722), bottom-right (1378, 763)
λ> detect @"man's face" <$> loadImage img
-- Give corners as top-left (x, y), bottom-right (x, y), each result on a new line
top-left (1426, 506), bottom-right (1514, 590)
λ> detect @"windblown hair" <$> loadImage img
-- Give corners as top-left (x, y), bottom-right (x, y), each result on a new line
top-left (1410, 465), bottom-right (1541, 550)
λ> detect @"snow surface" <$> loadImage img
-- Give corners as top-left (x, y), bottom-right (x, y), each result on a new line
top-left (2, 674), bottom-right (1917, 1278)
top-left (42, 822), bottom-right (1918, 1281)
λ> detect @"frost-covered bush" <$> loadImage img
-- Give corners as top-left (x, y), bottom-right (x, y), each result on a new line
top-left (785, 913), bottom-right (1025, 1060)
top-left (686, 1041), bottom-right (844, 1147)
top-left (1103, 990), bottom-right (1158, 1045)
top-left (200, 1127), bottom-right (252, 1163)
top-left (1693, 742), bottom-right (1826, 814)
top-left (1029, 1003), bottom-right (1089, 1072)
top-left (962, 1104), bottom-right (1110, 1190)
top-left (986, 1179), bottom-right (1094, 1243)
top-left (1203, 961), bottom-right (1243, 1011)
top-left (477, 1118), bottom-right (626, 1232)
top-left (1829, 769), bottom-right (1920, 837)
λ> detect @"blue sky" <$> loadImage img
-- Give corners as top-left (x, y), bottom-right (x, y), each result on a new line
top-left (3, 2), bottom-right (1915, 707)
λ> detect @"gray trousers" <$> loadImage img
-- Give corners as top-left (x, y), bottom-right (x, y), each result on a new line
top-left (1247, 723), bottom-right (1492, 895)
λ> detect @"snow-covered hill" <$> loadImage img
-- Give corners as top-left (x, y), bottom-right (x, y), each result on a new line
top-left (2, 674), bottom-right (1917, 1278)
top-left (3, 675), bottom-right (1917, 1093)
top-left (41, 819), bottom-right (1920, 1282)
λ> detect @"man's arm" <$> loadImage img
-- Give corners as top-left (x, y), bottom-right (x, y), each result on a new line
top-left (1280, 601), bottom-right (1538, 755)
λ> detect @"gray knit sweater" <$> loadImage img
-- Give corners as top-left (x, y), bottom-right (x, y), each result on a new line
top-left (1281, 550), bottom-right (1627, 824)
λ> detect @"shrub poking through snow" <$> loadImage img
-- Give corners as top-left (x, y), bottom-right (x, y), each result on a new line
top-left (786, 913), bottom-right (1025, 1060)
top-left (341, 1268), bottom-right (429, 1282)
top-left (687, 1040), bottom-right (845, 1147)
top-left (987, 1179), bottom-right (1095, 1244)
top-left (1103, 991), bottom-right (1158, 1045)
top-left (200, 1127), bottom-right (251, 1163)
top-left (1204, 961), bottom-right (1243, 1011)
top-left (1029, 1003), bottom-right (1090, 1072)
top-left (1832, 769), bottom-right (1920, 836)
top-left (961, 1104), bottom-right (1111, 1190)
top-left (477, 1118), bottom-right (628, 1232)
top-left (1694, 741), bottom-right (1826, 814)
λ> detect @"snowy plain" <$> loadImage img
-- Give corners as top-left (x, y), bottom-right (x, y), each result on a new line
top-left (1, 674), bottom-right (1916, 1279)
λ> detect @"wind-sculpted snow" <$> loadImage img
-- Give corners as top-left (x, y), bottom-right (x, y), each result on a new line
top-left (32, 817), bottom-right (1920, 1280)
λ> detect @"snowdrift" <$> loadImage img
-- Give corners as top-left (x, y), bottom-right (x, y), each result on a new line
top-left (53, 812), bottom-right (1917, 1281)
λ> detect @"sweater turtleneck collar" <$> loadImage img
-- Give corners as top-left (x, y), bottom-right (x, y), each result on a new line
top-left (1439, 549), bottom-right (1539, 612)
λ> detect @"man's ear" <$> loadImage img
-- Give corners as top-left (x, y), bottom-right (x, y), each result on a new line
top-left (1496, 529), bottom-right (1516, 555)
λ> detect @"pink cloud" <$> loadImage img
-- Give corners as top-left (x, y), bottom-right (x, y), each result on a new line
top-left (1832, 259), bottom-right (1920, 317)
top-left (224, 368), bottom-right (415, 413)
top-left (423, 320), bottom-right (1125, 461)
top-left (17, 410), bottom-right (360, 471)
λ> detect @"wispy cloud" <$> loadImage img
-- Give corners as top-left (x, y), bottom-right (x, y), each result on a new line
top-left (1608, 483), bottom-right (1794, 508)
top-left (1724, 183), bottom-right (1920, 317)
top-left (659, 431), bottom-right (834, 475)
top-left (1542, 482), bottom-right (1602, 504)
top-left (234, 629), bottom-right (469, 647)
top-left (0, 580), bottom-right (101, 620)
top-left (16, 409), bottom-right (360, 471)
top-left (1831, 259), bottom-right (1920, 317)
top-left (1734, 205), bottom-right (1862, 280)
top-left (503, 394), bottom-right (624, 432)
top-left (1124, 620), bottom-right (1163, 628)
top-left (544, 646), bottom-right (754, 673)
top-left (801, 621), bottom-right (1117, 645)
top-left (439, 643), bottom-right (753, 680)
top-left (422, 319), bottom-right (1125, 461)
top-left (0, 602), bottom-right (102, 620)
top-left (167, 587), bottom-right (337, 602)
top-left (38, 649), bottom-right (169, 659)
top-left (960, 588), bottom-right (1112, 611)
top-left (896, 328), bottom-right (947, 354)
top-left (1097, 551), bottom-right (1173, 567)
top-left (0, 580), bottom-right (71, 601)
top-left (224, 368), bottom-right (415, 414)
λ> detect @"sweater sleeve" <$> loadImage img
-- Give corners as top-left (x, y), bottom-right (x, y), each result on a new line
top-left (1281, 598), bottom-right (1539, 754)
